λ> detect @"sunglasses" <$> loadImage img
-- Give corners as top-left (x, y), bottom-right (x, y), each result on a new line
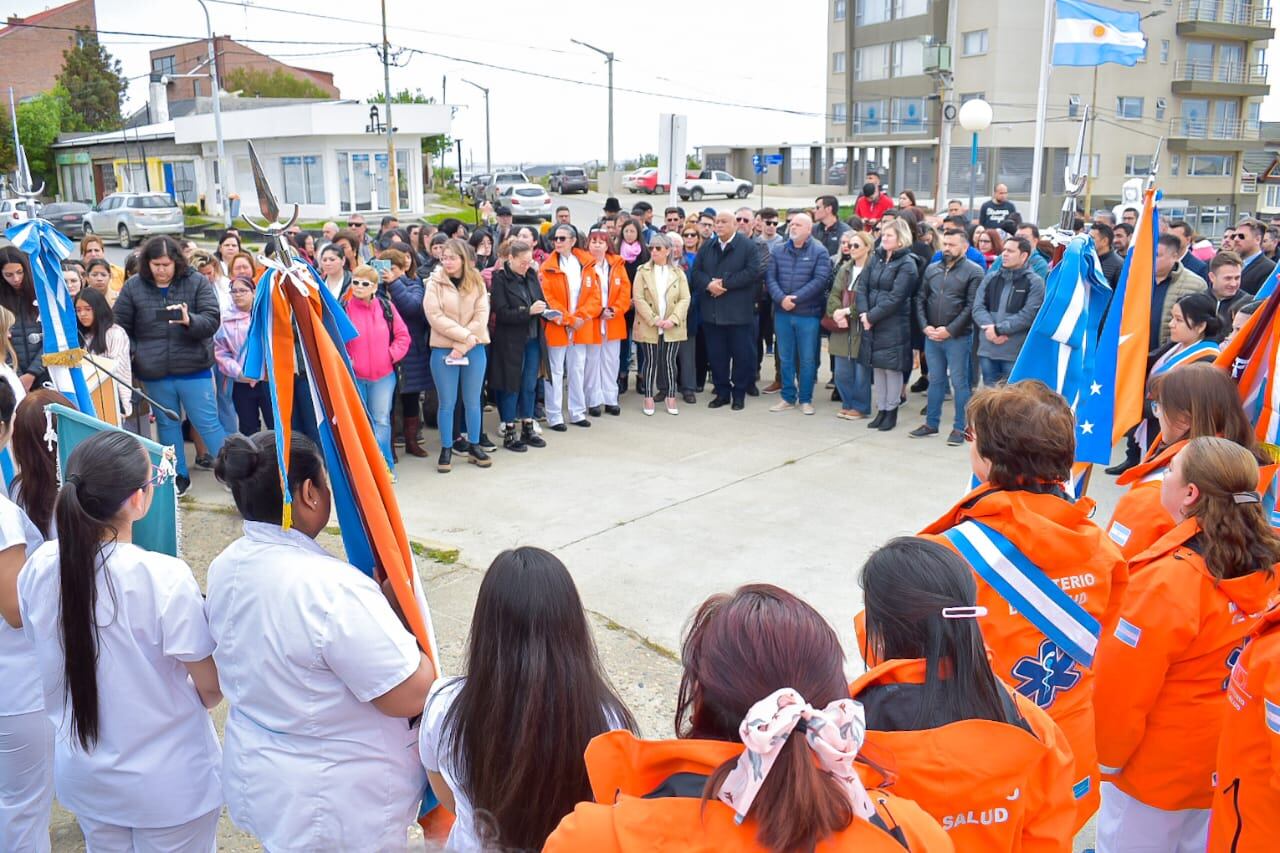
top-left (736, 217), bottom-right (752, 223)
top-left (347, 222), bottom-right (366, 228)
top-left (682, 232), bottom-right (698, 238)
top-left (764, 220), bottom-right (778, 226)
top-left (553, 235), bottom-right (573, 242)
top-left (666, 216), bottom-right (682, 221)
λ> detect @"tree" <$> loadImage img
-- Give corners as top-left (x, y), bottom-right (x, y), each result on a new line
top-left (57, 28), bottom-right (127, 132)
top-left (0, 88), bottom-right (72, 192)
top-left (224, 67), bottom-right (329, 99)
top-left (367, 89), bottom-right (453, 158)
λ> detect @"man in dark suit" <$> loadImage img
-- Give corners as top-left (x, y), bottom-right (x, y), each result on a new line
top-left (1166, 220), bottom-right (1208, 280)
top-left (1234, 218), bottom-right (1277, 296)
top-left (690, 211), bottom-right (760, 409)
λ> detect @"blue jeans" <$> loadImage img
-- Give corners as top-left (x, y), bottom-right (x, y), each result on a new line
top-left (833, 356), bottom-right (871, 415)
top-left (979, 356), bottom-right (1015, 387)
top-left (496, 337), bottom-right (540, 423)
top-left (355, 371), bottom-right (398, 470)
top-left (773, 311), bottom-right (821, 404)
top-left (145, 373), bottom-right (227, 479)
top-left (429, 346), bottom-right (487, 449)
top-left (925, 333), bottom-right (973, 431)
top-left (214, 372), bottom-right (238, 435)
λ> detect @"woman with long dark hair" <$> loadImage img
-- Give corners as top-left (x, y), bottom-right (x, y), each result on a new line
top-left (0, 246), bottom-right (47, 391)
top-left (419, 547), bottom-right (634, 850)
top-left (920, 379), bottom-right (1128, 831)
top-left (75, 288), bottom-right (133, 420)
top-left (854, 537), bottom-right (1076, 851)
top-left (1094, 438), bottom-right (1280, 852)
top-left (9, 390), bottom-right (75, 538)
top-left (6, 430), bottom-right (222, 850)
top-left (545, 584), bottom-right (951, 851)
top-left (0, 381), bottom-right (51, 852)
top-left (207, 432), bottom-right (433, 850)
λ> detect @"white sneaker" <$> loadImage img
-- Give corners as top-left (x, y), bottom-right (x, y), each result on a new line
top-left (769, 401), bottom-right (796, 412)
top-left (801, 403), bottom-right (815, 415)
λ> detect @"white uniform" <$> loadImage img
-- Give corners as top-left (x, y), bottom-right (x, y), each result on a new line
top-left (546, 253), bottom-right (589, 426)
top-left (205, 521), bottom-right (425, 853)
top-left (17, 541), bottom-right (222, 849)
top-left (0, 496), bottom-right (47, 853)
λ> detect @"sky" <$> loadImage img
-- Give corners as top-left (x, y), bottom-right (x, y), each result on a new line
top-left (9, 0), bottom-right (829, 169)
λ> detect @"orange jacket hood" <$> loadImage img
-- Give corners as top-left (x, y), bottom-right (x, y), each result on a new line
top-left (1131, 519), bottom-right (1280, 616)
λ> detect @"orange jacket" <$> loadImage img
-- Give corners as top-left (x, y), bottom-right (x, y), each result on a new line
top-left (1107, 439), bottom-right (1185, 560)
top-left (1093, 519), bottom-right (1280, 811)
top-left (596, 253), bottom-right (632, 341)
top-left (920, 485), bottom-right (1128, 829)
top-left (543, 730), bottom-right (954, 852)
top-left (540, 248), bottom-right (603, 347)
top-left (849, 659), bottom-right (1075, 853)
top-left (1209, 604), bottom-right (1280, 852)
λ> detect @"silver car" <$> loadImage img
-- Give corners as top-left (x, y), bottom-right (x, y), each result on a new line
top-left (497, 183), bottom-right (552, 221)
top-left (83, 192), bottom-right (185, 248)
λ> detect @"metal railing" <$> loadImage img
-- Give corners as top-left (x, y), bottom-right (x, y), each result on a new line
top-left (1169, 116), bottom-right (1262, 140)
top-left (1177, 0), bottom-right (1272, 26)
top-left (1173, 60), bottom-right (1269, 85)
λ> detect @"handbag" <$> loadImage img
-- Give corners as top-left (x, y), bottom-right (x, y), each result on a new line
top-left (821, 283), bottom-right (855, 333)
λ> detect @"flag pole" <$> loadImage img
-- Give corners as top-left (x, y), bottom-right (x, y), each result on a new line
top-left (1029, 0), bottom-right (1055, 226)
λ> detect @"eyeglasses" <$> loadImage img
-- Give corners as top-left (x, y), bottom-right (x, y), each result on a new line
top-left (230, 287), bottom-right (254, 296)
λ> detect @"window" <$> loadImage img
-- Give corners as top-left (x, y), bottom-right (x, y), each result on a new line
top-left (281, 155), bottom-right (325, 205)
top-left (854, 43), bottom-right (890, 80)
top-left (855, 0), bottom-right (889, 24)
top-left (833, 51), bottom-right (846, 73)
top-left (152, 55), bottom-right (176, 76)
top-left (1068, 94), bottom-right (1081, 118)
top-left (1171, 154), bottom-right (1180, 176)
top-left (962, 30), bottom-right (989, 56)
top-left (1254, 47), bottom-right (1267, 67)
top-left (1155, 97), bottom-right (1166, 121)
top-left (1180, 97), bottom-right (1209, 136)
top-left (996, 147), bottom-right (1035, 195)
top-left (1265, 184), bottom-right (1280, 210)
top-left (892, 39), bottom-right (924, 76)
top-left (834, 0), bottom-right (847, 21)
top-left (959, 91), bottom-right (986, 104)
top-left (1247, 101), bottom-right (1261, 132)
top-left (1125, 154), bottom-right (1154, 177)
top-left (853, 100), bottom-right (886, 133)
top-left (1160, 40), bottom-right (1170, 64)
top-left (1116, 96), bottom-right (1143, 120)
top-left (1187, 155), bottom-right (1234, 177)
top-left (892, 97), bottom-right (926, 132)
top-left (894, 0), bottom-right (927, 16)
top-left (832, 102), bottom-right (848, 124)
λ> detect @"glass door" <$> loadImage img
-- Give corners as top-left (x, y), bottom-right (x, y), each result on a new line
top-left (337, 152), bottom-right (352, 213)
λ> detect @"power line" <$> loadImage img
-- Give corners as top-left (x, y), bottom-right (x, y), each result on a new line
top-left (2, 19), bottom-right (369, 46)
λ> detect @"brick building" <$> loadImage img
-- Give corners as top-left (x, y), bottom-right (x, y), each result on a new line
top-left (0, 0), bottom-right (97, 102)
top-left (150, 37), bottom-right (340, 101)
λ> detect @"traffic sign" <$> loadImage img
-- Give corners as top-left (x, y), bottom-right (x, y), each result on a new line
top-left (766, 154), bottom-right (784, 165)
top-left (754, 164), bottom-right (766, 174)
top-left (751, 154), bottom-right (763, 167)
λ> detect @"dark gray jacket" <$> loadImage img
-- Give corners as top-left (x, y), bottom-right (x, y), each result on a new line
top-left (915, 256), bottom-right (985, 338)
top-left (855, 246), bottom-right (918, 372)
top-left (114, 268), bottom-right (221, 380)
top-left (971, 264), bottom-right (1045, 361)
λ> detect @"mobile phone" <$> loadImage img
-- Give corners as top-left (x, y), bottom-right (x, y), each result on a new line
top-left (371, 259), bottom-right (391, 276)
top-left (542, 308), bottom-right (563, 321)
top-left (444, 356), bottom-right (469, 366)
top-left (154, 305), bottom-right (180, 322)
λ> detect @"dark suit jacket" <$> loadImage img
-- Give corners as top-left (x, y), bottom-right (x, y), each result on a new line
top-left (1241, 253), bottom-right (1277, 296)
top-left (689, 234), bottom-right (761, 326)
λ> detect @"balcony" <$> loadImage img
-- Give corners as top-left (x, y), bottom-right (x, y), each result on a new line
top-left (1171, 60), bottom-right (1270, 96)
top-left (1167, 116), bottom-right (1262, 152)
top-left (1176, 1), bottom-right (1275, 40)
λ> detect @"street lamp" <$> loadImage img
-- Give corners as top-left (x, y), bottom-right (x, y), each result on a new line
top-left (571, 38), bottom-right (615, 196)
top-left (194, 0), bottom-right (229, 227)
top-left (958, 98), bottom-right (992, 223)
top-left (462, 79), bottom-right (491, 175)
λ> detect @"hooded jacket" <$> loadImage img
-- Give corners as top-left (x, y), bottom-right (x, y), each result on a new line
top-left (1094, 518), bottom-right (1280, 811)
top-left (971, 264), bottom-right (1045, 362)
top-left (1107, 439), bottom-right (1187, 560)
top-left (920, 486), bottom-right (1129, 830)
top-left (856, 246), bottom-right (918, 372)
top-left (850, 659), bottom-right (1075, 853)
top-left (543, 730), bottom-right (954, 852)
top-left (540, 248), bottom-right (604, 347)
top-left (1208, 604), bottom-right (1280, 852)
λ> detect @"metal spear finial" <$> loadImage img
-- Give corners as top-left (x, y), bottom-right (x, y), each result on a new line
top-left (238, 139), bottom-right (299, 266)
top-left (7, 87), bottom-right (44, 200)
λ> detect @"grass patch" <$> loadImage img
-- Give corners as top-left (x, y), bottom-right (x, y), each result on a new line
top-left (410, 540), bottom-right (460, 564)
top-left (596, 614), bottom-right (679, 662)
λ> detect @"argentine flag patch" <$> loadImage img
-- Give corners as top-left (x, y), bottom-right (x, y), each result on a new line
top-left (1072, 776), bottom-right (1091, 800)
top-left (1266, 699), bottom-right (1280, 735)
top-left (1108, 522), bottom-right (1130, 547)
top-left (1114, 618), bottom-right (1142, 648)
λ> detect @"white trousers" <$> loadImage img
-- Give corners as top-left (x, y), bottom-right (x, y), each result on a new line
top-left (77, 806), bottom-right (219, 853)
top-left (1096, 783), bottom-right (1209, 853)
top-left (589, 340), bottom-right (621, 407)
top-left (0, 710), bottom-right (53, 853)
top-left (545, 344), bottom-right (588, 425)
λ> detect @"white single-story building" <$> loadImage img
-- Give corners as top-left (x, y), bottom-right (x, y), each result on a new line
top-left (53, 98), bottom-right (452, 220)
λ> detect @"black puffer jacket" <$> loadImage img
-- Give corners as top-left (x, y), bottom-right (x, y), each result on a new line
top-left (114, 268), bottom-right (222, 380)
top-left (7, 307), bottom-right (47, 385)
top-left (855, 246), bottom-right (918, 372)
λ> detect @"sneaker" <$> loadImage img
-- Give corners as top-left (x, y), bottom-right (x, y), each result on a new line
top-left (762, 381), bottom-right (782, 394)
top-left (478, 433), bottom-right (497, 453)
top-left (946, 429), bottom-right (966, 446)
top-left (194, 453), bottom-right (214, 470)
top-left (909, 425), bottom-right (939, 438)
top-left (800, 403), bottom-right (815, 416)
top-left (769, 400), bottom-right (796, 412)
top-left (454, 437), bottom-right (471, 455)
top-left (175, 474), bottom-right (191, 497)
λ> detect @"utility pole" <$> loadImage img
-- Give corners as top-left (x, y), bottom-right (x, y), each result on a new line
top-left (380, 0), bottom-right (398, 216)
top-left (462, 79), bottom-right (491, 175)
top-left (571, 38), bottom-right (615, 196)
top-left (194, 0), bottom-right (229, 226)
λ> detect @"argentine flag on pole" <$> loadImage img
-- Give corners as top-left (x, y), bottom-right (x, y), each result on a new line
top-left (1053, 0), bottom-right (1147, 67)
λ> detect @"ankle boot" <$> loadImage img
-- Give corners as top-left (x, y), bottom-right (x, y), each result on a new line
top-left (436, 447), bottom-right (452, 473)
top-left (867, 410), bottom-right (886, 429)
top-left (503, 423), bottom-right (527, 452)
top-left (403, 417), bottom-right (429, 457)
top-left (522, 419), bottom-right (546, 448)
top-left (877, 407), bottom-right (899, 431)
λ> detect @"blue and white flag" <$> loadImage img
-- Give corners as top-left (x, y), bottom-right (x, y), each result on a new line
top-left (1053, 0), bottom-right (1147, 67)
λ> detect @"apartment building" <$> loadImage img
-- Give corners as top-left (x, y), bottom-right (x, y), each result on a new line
top-left (0, 0), bottom-right (97, 103)
top-left (827, 0), bottom-right (1273, 236)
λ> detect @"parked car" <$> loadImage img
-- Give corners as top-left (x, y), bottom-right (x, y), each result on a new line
top-left (497, 183), bottom-right (553, 221)
top-left (466, 174), bottom-right (491, 203)
top-left (826, 162), bottom-right (848, 184)
top-left (41, 202), bottom-right (91, 239)
top-left (624, 167), bottom-right (671, 194)
top-left (548, 167), bottom-right (589, 194)
top-left (678, 170), bottom-right (753, 201)
top-left (0, 198), bottom-right (41, 226)
top-left (484, 171), bottom-right (530, 204)
top-left (83, 192), bottom-right (184, 247)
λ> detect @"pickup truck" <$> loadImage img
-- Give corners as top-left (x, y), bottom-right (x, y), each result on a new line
top-left (678, 170), bottom-right (753, 201)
